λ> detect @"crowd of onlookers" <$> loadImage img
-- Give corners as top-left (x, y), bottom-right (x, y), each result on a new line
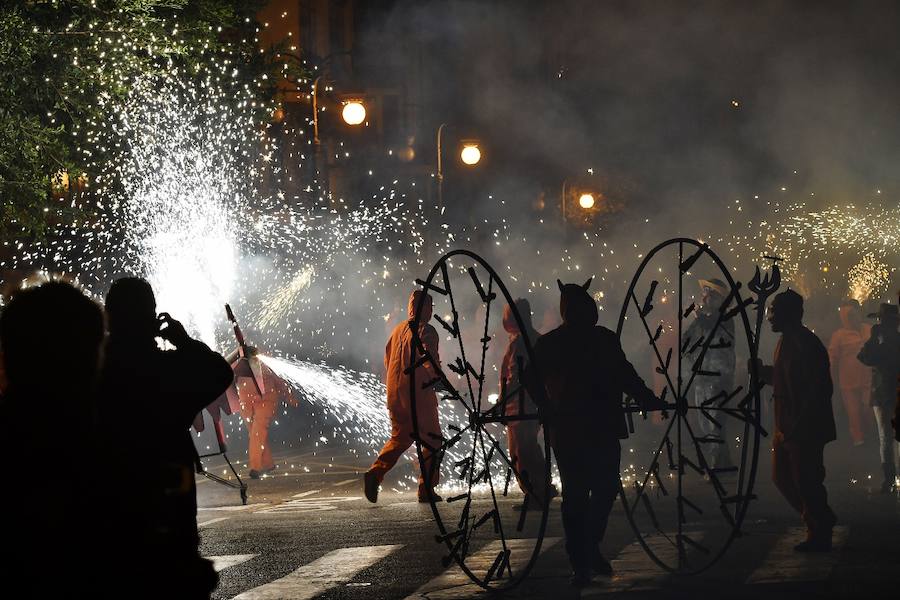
top-left (828, 299), bottom-right (900, 493)
top-left (0, 277), bottom-right (232, 598)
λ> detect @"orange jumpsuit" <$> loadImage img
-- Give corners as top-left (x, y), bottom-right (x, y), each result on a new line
top-left (236, 366), bottom-right (281, 472)
top-left (369, 292), bottom-right (442, 492)
top-left (828, 306), bottom-right (871, 445)
top-left (500, 302), bottom-right (551, 502)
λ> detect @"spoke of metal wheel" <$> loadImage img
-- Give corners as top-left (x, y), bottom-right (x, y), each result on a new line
top-left (679, 292), bottom-right (738, 403)
top-left (432, 422), bottom-right (474, 458)
top-left (682, 416), bottom-right (731, 507)
top-left (480, 427), bottom-right (536, 500)
top-left (479, 414), bottom-right (541, 426)
top-left (442, 263), bottom-right (479, 413)
top-left (624, 415), bottom-right (677, 520)
top-left (450, 422), bottom-right (483, 569)
top-left (413, 336), bottom-right (476, 413)
top-left (476, 426), bottom-right (513, 580)
top-left (629, 291), bottom-right (679, 402)
top-left (474, 274), bottom-right (495, 414)
top-left (436, 374), bottom-right (477, 413)
top-left (734, 406), bottom-right (753, 517)
top-left (676, 242), bottom-right (685, 570)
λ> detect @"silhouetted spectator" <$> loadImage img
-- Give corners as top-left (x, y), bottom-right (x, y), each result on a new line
top-left (857, 302), bottom-right (900, 493)
top-left (500, 298), bottom-right (557, 508)
top-left (756, 289), bottom-right (837, 552)
top-left (0, 281), bottom-right (105, 595)
top-left (529, 279), bottom-right (659, 587)
top-left (97, 277), bottom-right (233, 598)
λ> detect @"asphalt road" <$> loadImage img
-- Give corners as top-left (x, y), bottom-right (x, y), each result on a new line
top-left (195, 440), bottom-right (899, 600)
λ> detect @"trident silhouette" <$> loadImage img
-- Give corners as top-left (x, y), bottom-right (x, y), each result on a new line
top-left (747, 255), bottom-right (782, 356)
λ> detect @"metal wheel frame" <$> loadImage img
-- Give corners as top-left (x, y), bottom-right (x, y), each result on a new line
top-left (409, 249), bottom-right (552, 591)
top-left (615, 238), bottom-right (766, 575)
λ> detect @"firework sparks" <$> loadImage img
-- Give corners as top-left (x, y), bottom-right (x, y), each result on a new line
top-left (848, 253), bottom-right (893, 304)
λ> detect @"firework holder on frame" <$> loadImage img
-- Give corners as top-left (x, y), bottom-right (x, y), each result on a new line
top-left (191, 302), bottom-right (261, 506)
top-left (194, 419), bottom-right (248, 505)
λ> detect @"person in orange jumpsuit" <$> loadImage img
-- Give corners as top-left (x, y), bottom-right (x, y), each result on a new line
top-left (828, 300), bottom-right (872, 446)
top-left (757, 289), bottom-right (837, 552)
top-left (500, 298), bottom-right (558, 507)
top-left (365, 290), bottom-right (442, 503)
top-left (221, 347), bottom-right (293, 479)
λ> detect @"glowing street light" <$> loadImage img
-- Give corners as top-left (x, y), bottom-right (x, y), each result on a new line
top-left (460, 143), bottom-right (482, 166)
top-left (436, 124), bottom-right (483, 206)
top-left (578, 192), bottom-right (595, 209)
top-left (341, 100), bottom-right (366, 126)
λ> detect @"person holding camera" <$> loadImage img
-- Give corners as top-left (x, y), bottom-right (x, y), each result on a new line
top-left (857, 302), bottom-right (900, 493)
top-left (97, 277), bottom-right (234, 598)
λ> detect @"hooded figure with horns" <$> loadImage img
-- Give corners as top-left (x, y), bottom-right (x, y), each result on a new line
top-left (529, 278), bottom-right (660, 587)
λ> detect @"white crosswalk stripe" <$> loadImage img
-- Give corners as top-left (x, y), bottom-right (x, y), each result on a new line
top-left (201, 525), bottom-right (851, 598)
top-left (745, 526), bottom-right (849, 584)
top-left (231, 544), bottom-right (401, 599)
top-left (403, 537), bottom-right (561, 600)
top-left (207, 554), bottom-right (257, 573)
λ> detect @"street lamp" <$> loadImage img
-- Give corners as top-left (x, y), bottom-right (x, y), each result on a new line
top-left (341, 100), bottom-right (366, 126)
top-left (312, 76), bottom-right (366, 144)
top-left (460, 142), bottom-right (481, 166)
top-left (437, 124), bottom-right (482, 207)
top-left (561, 180), bottom-right (600, 229)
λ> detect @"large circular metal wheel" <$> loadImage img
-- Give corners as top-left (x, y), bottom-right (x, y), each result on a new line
top-left (616, 238), bottom-right (768, 574)
top-left (409, 250), bottom-right (552, 591)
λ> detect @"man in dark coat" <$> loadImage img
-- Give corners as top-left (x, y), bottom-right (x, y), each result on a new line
top-left (98, 277), bottom-right (234, 597)
top-left (530, 278), bottom-right (660, 587)
top-left (757, 289), bottom-right (837, 552)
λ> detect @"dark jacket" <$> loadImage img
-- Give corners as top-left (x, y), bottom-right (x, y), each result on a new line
top-left (533, 324), bottom-right (655, 440)
top-left (771, 326), bottom-right (836, 444)
top-left (857, 325), bottom-right (900, 408)
top-left (97, 336), bottom-right (233, 555)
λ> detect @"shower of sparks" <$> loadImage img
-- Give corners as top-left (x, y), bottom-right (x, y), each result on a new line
top-left (259, 354), bottom-right (390, 440)
top-left (719, 200), bottom-right (900, 299)
top-left (848, 254), bottom-right (892, 304)
top-left (253, 266), bottom-right (315, 331)
top-left (116, 76), bottom-right (243, 346)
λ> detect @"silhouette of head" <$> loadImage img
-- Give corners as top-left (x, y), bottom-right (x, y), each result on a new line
top-left (105, 277), bottom-right (157, 342)
top-left (408, 289), bottom-right (433, 322)
top-left (0, 281), bottom-right (104, 396)
top-left (503, 298), bottom-right (535, 335)
top-left (873, 302), bottom-right (899, 330)
top-left (839, 299), bottom-right (862, 329)
top-left (769, 289), bottom-right (804, 333)
top-left (557, 278), bottom-right (598, 328)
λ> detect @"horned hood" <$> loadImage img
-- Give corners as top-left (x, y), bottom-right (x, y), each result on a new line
top-left (558, 278), bottom-right (598, 327)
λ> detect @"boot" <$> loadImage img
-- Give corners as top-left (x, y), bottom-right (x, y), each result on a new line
top-left (364, 470), bottom-right (380, 503)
